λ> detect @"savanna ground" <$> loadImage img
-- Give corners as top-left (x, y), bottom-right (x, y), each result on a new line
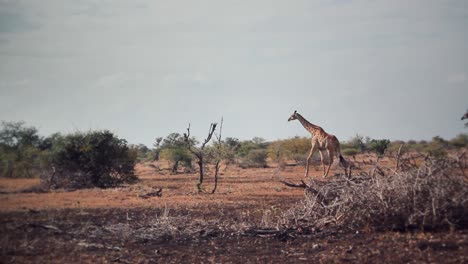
top-left (1, 155), bottom-right (467, 263)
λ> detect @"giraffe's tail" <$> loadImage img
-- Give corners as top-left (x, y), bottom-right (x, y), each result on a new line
top-left (339, 155), bottom-right (347, 167)
top-left (335, 141), bottom-right (347, 167)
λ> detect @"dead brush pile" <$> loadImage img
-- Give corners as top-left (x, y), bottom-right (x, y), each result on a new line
top-left (282, 155), bottom-right (468, 231)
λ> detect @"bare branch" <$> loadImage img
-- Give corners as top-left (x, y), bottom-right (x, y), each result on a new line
top-left (215, 117), bottom-right (223, 143)
top-left (201, 123), bottom-right (217, 149)
top-left (210, 117), bottom-right (223, 194)
top-left (280, 179), bottom-right (309, 189)
top-left (183, 123), bottom-right (200, 158)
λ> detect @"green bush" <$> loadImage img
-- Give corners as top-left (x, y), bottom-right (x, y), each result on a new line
top-left (158, 133), bottom-right (195, 173)
top-left (425, 136), bottom-right (448, 159)
top-left (267, 137), bottom-right (309, 163)
top-left (369, 139), bottom-right (391, 156)
top-left (240, 149), bottom-right (268, 168)
top-left (237, 138), bottom-right (268, 157)
top-left (160, 147), bottom-right (193, 173)
top-left (342, 148), bottom-right (359, 156)
top-left (45, 130), bottom-right (137, 188)
top-left (0, 121), bottom-right (45, 178)
top-left (130, 144), bottom-right (152, 162)
top-left (343, 134), bottom-right (370, 153)
top-left (387, 141), bottom-right (406, 155)
top-left (450, 134), bottom-right (468, 149)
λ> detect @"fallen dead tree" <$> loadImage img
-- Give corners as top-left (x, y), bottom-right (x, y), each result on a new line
top-left (280, 155), bottom-right (468, 231)
top-left (279, 180), bottom-right (308, 188)
top-left (139, 188), bottom-right (163, 199)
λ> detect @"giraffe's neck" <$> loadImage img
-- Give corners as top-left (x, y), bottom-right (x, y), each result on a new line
top-left (296, 114), bottom-right (323, 135)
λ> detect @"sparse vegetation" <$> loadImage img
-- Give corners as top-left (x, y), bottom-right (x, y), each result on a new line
top-left (0, 120), bottom-right (467, 262)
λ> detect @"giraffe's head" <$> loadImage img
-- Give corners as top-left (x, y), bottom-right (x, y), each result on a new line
top-left (288, 110), bottom-right (298, 122)
top-left (462, 110), bottom-right (468, 120)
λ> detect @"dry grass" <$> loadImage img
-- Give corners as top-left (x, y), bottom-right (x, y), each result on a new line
top-left (280, 153), bottom-right (468, 231)
top-left (0, 160), bottom-right (305, 211)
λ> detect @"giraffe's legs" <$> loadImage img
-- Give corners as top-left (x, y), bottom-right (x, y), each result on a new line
top-left (324, 148), bottom-right (334, 177)
top-left (305, 144), bottom-right (317, 178)
top-left (319, 150), bottom-right (326, 176)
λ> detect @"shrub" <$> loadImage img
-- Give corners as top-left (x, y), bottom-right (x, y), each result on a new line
top-left (207, 140), bottom-right (237, 165)
top-left (43, 130), bottom-right (137, 189)
top-left (267, 137), bottom-right (310, 164)
top-left (224, 137), bottom-right (241, 150)
top-left (387, 140), bottom-right (406, 155)
top-left (343, 134), bottom-right (370, 153)
top-left (342, 148), bottom-right (359, 156)
top-left (237, 138), bottom-right (268, 157)
top-left (425, 136), bottom-right (448, 159)
top-left (0, 121), bottom-right (45, 178)
top-left (450, 134), bottom-right (468, 149)
top-left (369, 139), bottom-right (390, 157)
top-left (158, 133), bottom-right (195, 173)
top-left (130, 144), bottom-right (152, 162)
top-left (160, 147), bottom-right (193, 173)
top-left (240, 149), bottom-right (268, 168)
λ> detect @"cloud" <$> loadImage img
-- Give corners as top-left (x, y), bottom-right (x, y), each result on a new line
top-left (0, 79), bottom-right (30, 92)
top-left (0, 2), bottom-right (38, 33)
top-left (0, 11), bottom-right (36, 32)
top-left (447, 73), bottom-right (467, 84)
top-left (0, 37), bottom-right (8, 45)
top-left (0, 0), bottom-right (467, 144)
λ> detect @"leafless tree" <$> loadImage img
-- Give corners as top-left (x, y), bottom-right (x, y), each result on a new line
top-left (183, 118), bottom-right (224, 193)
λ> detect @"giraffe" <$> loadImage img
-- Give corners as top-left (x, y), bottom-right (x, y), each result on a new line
top-left (461, 110), bottom-right (468, 121)
top-left (288, 110), bottom-right (347, 178)
top-left (462, 110), bottom-right (468, 128)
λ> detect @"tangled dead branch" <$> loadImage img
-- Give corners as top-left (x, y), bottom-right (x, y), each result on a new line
top-left (281, 155), bottom-right (468, 231)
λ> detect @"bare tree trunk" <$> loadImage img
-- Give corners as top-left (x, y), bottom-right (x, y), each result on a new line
top-left (171, 160), bottom-right (179, 174)
top-left (210, 117), bottom-right (223, 194)
top-left (197, 159), bottom-right (204, 192)
top-left (210, 161), bottom-right (220, 194)
top-left (395, 144), bottom-right (403, 171)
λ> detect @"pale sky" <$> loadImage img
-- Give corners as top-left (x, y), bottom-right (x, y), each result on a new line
top-left (0, 0), bottom-right (467, 146)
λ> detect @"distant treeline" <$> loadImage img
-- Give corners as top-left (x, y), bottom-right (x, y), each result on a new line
top-left (134, 132), bottom-right (467, 171)
top-left (1, 121), bottom-right (467, 180)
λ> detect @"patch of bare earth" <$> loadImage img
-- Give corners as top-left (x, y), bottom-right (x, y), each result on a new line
top-left (1, 157), bottom-right (467, 263)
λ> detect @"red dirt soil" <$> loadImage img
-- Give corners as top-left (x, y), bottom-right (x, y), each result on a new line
top-left (1, 158), bottom-right (467, 263)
